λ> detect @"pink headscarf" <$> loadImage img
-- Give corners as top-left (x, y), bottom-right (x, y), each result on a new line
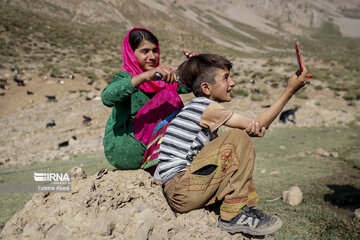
top-left (121, 27), bottom-right (178, 93)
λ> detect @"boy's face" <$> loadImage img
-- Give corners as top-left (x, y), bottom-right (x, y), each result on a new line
top-left (208, 68), bottom-right (235, 102)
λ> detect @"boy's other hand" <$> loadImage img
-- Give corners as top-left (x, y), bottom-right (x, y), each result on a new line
top-left (183, 49), bottom-right (200, 58)
top-left (246, 121), bottom-right (266, 138)
top-left (287, 66), bottom-right (308, 94)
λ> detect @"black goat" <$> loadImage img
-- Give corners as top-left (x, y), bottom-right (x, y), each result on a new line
top-left (279, 107), bottom-right (298, 124)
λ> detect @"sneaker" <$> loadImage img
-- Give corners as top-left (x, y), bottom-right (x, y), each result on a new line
top-left (219, 206), bottom-right (283, 236)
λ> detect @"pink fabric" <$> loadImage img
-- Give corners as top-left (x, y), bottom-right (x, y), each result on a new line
top-left (121, 27), bottom-right (178, 93)
top-left (133, 89), bottom-right (184, 146)
top-left (133, 89), bottom-right (184, 175)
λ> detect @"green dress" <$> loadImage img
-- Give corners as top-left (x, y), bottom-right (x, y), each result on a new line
top-left (101, 71), bottom-right (188, 169)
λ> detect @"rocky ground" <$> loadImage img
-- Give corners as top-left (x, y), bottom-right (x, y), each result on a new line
top-left (0, 168), bottom-right (276, 240)
top-left (0, 59), bottom-right (359, 240)
top-left (1, 1), bottom-right (359, 239)
top-left (0, 68), bottom-right (110, 168)
top-left (1, 60), bottom-right (359, 169)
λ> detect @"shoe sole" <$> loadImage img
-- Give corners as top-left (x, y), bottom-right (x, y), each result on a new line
top-left (219, 216), bottom-right (283, 236)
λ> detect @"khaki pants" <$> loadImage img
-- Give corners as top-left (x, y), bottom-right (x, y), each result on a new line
top-left (164, 129), bottom-right (258, 221)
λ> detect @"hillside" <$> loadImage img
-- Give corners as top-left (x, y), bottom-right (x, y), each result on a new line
top-left (0, 0), bottom-right (360, 238)
top-left (1, 0), bottom-right (360, 168)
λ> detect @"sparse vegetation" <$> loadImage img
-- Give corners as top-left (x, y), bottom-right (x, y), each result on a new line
top-left (0, 3), bottom-right (124, 81)
top-left (294, 87), bottom-right (309, 99)
top-left (232, 87), bottom-right (249, 97)
top-left (341, 8), bottom-right (360, 19)
top-left (250, 88), bottom-right (268, 101)
top-left (314, 85), bottom-right (323, 91)
top-left (0, 1), bottom-right (359, 238)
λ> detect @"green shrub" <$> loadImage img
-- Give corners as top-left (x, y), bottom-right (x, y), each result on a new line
top-left (347, 101), bottom-right (355, 107)
top-left (271, 82), bottom-right (279, 88)
top-left (343, 91), bottom-right (357, 101)
top-left (251, 94), bottom-right (264, 101)
top-left (232, 88), bottom-right (248, 97)
top-left (315, 85), bottom-right (323, 91)
top-left (295, 87), bottom-right (308, 99)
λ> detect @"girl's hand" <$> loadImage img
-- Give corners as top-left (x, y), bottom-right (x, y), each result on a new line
top-left (147, 65), bottom-right (177, 84)
top-left (131, 65), bottom-right (176, 87)
top-left (183, 49), bottom-right (200, 58)
top-left (287, 66), bottom-right (308, 94)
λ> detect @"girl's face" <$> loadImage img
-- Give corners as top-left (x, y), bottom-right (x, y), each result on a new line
top-left (134, 40), bottom-right (159, 71)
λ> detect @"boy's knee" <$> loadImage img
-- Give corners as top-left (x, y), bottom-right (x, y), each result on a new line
top-left (226, 129), bottom-right (255, 154)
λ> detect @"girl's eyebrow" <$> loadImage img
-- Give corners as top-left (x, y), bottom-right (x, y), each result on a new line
top-left (140, 47), bottom-right (158, 51)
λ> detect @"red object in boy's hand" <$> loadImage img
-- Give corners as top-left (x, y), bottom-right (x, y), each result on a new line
top-left (295, 42), bottom-right (313, 79)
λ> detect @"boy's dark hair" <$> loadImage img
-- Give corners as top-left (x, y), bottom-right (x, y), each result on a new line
top-left (177, 53), bottom-right (232, 97)
top-left (129, 29), bottom-right (159, 51)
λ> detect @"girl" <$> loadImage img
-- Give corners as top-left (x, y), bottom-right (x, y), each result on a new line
top-left (101, 27), bottom-right (194, 172)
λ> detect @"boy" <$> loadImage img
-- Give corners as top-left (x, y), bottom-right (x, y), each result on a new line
top-left (157, 54), bottom-right (308, 236)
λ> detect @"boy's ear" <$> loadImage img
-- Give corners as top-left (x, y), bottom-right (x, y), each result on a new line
top-left (200, 82), bottom-right (211, 96)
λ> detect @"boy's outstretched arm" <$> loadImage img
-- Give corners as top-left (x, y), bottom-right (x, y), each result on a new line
top-left (225, 66), bottom-right (308, 130)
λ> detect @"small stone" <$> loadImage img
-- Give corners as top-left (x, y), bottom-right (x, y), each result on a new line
top-left (89, 217), bottom-right (113, 236)
top-left (69, 138), bottom-right (77, 146)
top-left (21, 223), bottom-right (44, 239)
top-left (86, 91), bottom-right (97, 100)
top-left (69, 92), bottom-right (80, 99)
top-left (70, 166), bottom-right (87, 179)
top-left (355, 209), bottom-right (360, 219)
top-left (330, 152), bottom-right (339, 158)
top-left (270, 171), bottom-right (280, 175)
top-left (46, 224), bottom-right (70, 239)
top-left (282, 186), bottom-right (303, 206)
top-left (315, 148), bottom-right (330, 157)
top-left (261, 169), bottom-right (266, 174)
top-left (279, 145), bottom-right (286, 150)
top-left (297, 152), bottom-right (306, 158)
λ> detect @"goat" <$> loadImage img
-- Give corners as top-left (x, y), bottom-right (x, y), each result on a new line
top-left (46, 120), bottom-right (56, 128)
top-left (45, 95), bottom-right (57, 102)
top-left (279, 107), bottom-right (298, 124)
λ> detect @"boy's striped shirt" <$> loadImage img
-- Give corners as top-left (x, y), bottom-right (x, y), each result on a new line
top-left (158, 97), bottom-right (217, 183)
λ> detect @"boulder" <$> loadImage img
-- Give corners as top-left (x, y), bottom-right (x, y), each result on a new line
top-left (355, 209), bottom-right (360, 219)
top-left (315, 148), bottom-right (330, 157)
top-left (282, 186), bottom-right (303, 206)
